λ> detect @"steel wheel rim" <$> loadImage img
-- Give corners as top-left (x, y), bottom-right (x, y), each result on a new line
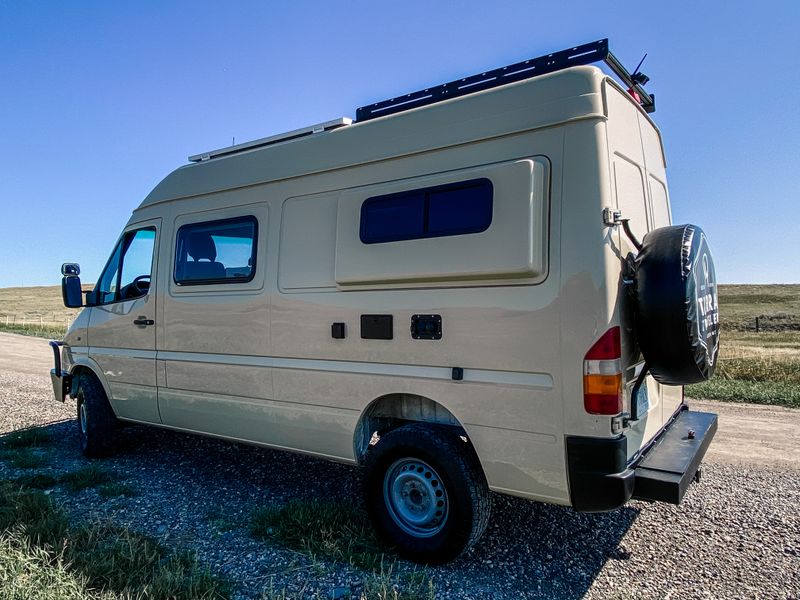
top-left (79, 402), bottom-right (87, 436)
top-left (383, 458), bottom-right (448, 538)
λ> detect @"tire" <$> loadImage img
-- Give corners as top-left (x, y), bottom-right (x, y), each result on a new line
top-left (634, 224), bottom-right (720, 385)
top-left (75, 372), bottom-right (119, 458)
top-left (362, 423), bottom-right (491, 564)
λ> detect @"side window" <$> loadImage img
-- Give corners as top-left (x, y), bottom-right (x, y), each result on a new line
top-left (174, 216), bottom-right (257, 285)
top-left (360, 178), bottom-right (493, 244)
top-left (95, 227), bottom-right (156, 304)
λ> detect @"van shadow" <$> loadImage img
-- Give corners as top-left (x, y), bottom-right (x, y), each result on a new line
top-left (0, 421), bottom-right (638, 599)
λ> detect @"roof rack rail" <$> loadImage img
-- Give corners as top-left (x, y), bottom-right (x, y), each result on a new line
top-left (355, 39), bottom-right (655, 122)
top-left (189, 117), bottom-right (352, 163)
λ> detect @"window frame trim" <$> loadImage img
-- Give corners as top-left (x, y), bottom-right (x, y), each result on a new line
top-left (359, 177), bottom-right (494, 245)
top-left (172, 215), bottom-right (259, 287)
top-left (92, 226), bottom-right (157, 306)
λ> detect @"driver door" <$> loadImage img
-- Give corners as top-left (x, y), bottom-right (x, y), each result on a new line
top-left (88, 219), bottom-right (160, 423)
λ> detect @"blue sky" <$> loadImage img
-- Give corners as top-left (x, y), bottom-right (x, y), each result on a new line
top-left (1, 1), bottom-right (798, 286)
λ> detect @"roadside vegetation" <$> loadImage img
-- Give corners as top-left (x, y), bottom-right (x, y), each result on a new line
top-left (250, 499), bottom-right (436, 599)
top-left (0, 283), bottom-right (87, 339)
top-left (0, 427), bottom-right (433, 599)
top-left (686, 285), bottom-right (800, 408)
top-left (0, 482), bottom-right (229, 600)
top-left (0, 427), bottom-right (228, 599)
top-left (0, 321), bottom-right (67, 339)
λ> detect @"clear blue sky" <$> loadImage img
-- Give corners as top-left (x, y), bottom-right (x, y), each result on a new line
top-left (1, 1), bottom-right (798, 287)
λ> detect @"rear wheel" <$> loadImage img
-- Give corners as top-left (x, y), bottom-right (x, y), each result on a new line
top-left (363, 423), bottom-right (490, 564)
top-left (76, 372), bottom-right (118, 457)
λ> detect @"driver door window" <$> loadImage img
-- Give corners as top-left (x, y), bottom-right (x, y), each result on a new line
top-left (96, 227), bottom-right (156, 304)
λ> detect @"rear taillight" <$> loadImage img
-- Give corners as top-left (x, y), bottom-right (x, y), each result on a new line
top-left (584, 327), bottom-right (623, 415)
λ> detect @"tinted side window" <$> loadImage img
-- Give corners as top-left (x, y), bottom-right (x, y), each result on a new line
top-left (94, 227), bottom-right (156, 305)
top-left (360, 178), bottom-right (493, 244)
top-left (174, 216), bottom-right (257, 285)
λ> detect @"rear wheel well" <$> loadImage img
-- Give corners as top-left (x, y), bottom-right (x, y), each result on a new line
top-left (354, 393), bottom-right (467, 464)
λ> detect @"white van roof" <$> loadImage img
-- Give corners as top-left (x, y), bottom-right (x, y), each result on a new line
top-left (139, 66), bottom-right (614, 210)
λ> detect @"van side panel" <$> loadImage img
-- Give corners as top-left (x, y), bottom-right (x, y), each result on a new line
top-left (267, 130), bottom-right (569, 502)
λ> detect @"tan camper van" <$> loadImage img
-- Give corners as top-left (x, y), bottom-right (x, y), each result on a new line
top-left (51, 40), bottom-right (719, 563)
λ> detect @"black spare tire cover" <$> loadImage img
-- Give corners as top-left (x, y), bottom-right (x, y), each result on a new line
top-left (634, 224), bottom-right (720, 385)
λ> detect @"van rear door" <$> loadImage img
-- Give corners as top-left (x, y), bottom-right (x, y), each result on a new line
top-left (605, 79), bottom-right (681, 459)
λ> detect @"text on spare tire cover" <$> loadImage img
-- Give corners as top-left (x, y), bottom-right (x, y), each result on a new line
top-left (688, 230), bottom-right (719, 374)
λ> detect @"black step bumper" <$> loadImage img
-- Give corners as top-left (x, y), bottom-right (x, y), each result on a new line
top-left (566, 406), bottom-right (717, 512)
top-left (632, 409), bottom-right (717, 504)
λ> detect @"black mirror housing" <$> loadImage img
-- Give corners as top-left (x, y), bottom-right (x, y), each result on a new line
top-left (62, 276), bottom-right (83, 308)
top-left (61, 263), bottom-right (80, 277)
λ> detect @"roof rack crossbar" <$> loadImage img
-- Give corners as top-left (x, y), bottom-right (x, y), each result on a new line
top-left (355, 39), bottom-right (655, 122)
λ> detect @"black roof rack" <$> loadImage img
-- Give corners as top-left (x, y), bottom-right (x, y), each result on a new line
top-left (355, 39), bottom-right (655, 122)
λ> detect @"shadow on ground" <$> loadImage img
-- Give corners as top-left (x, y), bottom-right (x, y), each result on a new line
top-left (0, 421), bottom-right (638, 599)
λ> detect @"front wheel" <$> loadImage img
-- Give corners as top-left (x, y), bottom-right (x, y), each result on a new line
top-left (76, 372), bottom-right (119, 458)
top-left (362, 423), bottom-right (491, 564)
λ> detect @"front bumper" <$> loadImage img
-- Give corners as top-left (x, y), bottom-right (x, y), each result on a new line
top-left (566, 405), bottom-right (717, 512)
top-left (49, 341), bottom-right (71, 402)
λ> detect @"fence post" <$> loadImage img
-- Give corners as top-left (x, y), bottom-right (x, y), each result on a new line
top-left (755, 316), bottom-right (760, 333)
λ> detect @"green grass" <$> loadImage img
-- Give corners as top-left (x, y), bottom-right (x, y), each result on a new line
top-left (13, 473), bottom-right (59, 489)
top-left (0, 321), bottom-right (67, 339)
top-left (0, 428), bottom-right (55, 469)
top-left (687, 379), bottom-right (800, 408)
top-left (59, 465), bottom-right (114, 492)
top-left (2, 427), bottom-right (53, 449)
top-left (250, 500), bottom-right (436, 599)
top-left (205, 508), bottom-right (239, 533)
top-left (8, 448), bottom-right (50, 469)
top-left (250, 500), bottom-right (386, 571)
top-left (0, 530), bottom-right (113, 600)
top-left (360, 564), bottom-right (436, 600)
top-left (0, 481), bottom-right (229, 599)
top-left (97, 482), bottom-right (138, 499)
top-left (684, 286), bottom-right (800, 408)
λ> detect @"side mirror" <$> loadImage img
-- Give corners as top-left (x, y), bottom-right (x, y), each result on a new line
top-left (61, 263), bottom-right (83, 308)
top-left (62, 276), bottom-right (83, 308)
top-left (61, 263), bottom-right (80, 277)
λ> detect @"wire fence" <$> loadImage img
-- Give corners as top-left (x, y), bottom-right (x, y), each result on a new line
top-left (1, 313), bottom-right (75, 331)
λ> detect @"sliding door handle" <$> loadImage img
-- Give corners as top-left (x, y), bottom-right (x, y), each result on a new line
top-left (133, 317), bottom-right (155, 326)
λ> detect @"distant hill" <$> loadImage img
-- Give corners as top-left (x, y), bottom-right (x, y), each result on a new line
top-left (0, 285), bottom-right (92, 326)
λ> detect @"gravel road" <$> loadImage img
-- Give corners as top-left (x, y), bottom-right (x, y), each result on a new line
top-left (1, 332), bottom-right (798, 599)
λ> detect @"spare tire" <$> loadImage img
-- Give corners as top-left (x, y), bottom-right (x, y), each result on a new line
top-left (634, 224), bottom-right (720, 385)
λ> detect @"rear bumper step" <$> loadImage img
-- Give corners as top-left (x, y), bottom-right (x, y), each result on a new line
top-left (566, 407), bottom-right (717, 512)
top-left (632, 409), bottom-right (717, 504)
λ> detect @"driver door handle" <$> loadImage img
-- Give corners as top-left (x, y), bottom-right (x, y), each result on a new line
top-left (133, 317), bottom-right (154, 326)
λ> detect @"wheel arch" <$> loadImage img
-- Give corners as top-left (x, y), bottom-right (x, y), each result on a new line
top-left (353, 392), bottom-right (470, 465)
top-left (69, 357), bottom-right (112, 401)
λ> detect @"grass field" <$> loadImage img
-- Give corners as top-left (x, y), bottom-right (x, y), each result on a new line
top-left (684, 285), bottom-right (800, 407)
top-left (0, 285), bottom-right (90, 336)
top-left (0, 284), bottom-right (797, 407)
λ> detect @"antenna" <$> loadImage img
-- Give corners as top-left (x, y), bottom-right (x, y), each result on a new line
top-left (630, 53), bottom-right (650, 86)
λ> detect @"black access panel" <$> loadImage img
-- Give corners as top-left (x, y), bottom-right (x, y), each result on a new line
top-left (361, 314), bottom-right (393, 340)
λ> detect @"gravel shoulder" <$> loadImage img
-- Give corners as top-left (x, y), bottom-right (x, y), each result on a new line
top-left (1, 332), bottom-right (798, 599)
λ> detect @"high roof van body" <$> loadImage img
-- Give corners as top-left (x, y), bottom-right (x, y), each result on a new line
top-left (51, 42), bottom-right (719, 562)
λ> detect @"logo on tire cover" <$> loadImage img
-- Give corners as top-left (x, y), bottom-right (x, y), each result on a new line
top-left (693, 232), bottom-right (719, 366)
